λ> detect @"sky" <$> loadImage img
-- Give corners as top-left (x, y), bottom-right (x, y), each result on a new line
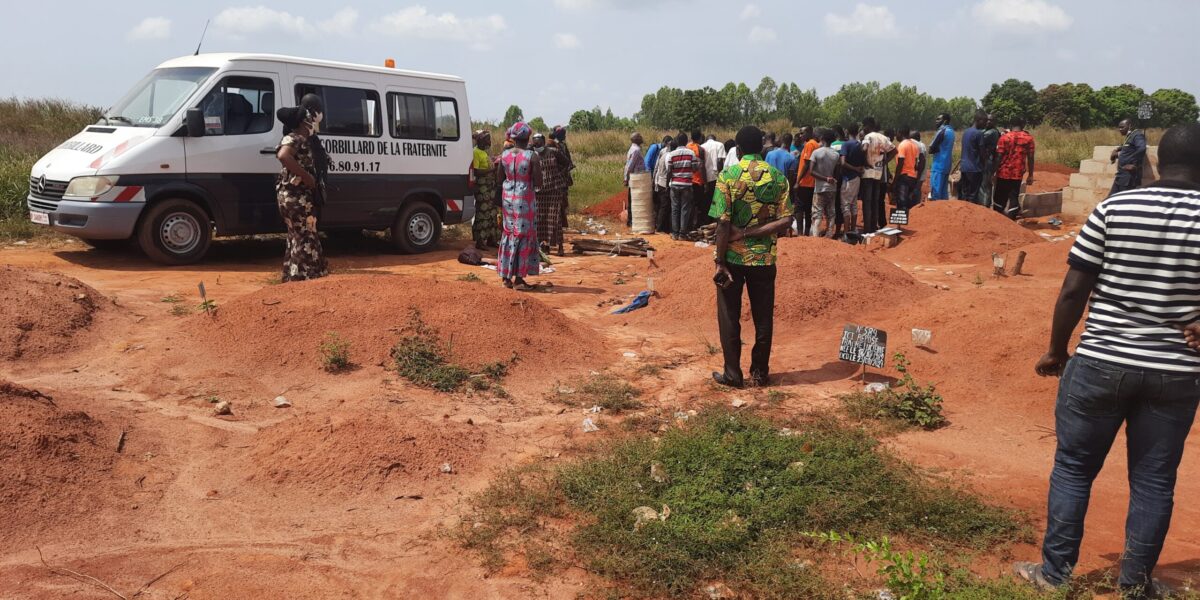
top-left (2, 0), bottom-right (1198, 125)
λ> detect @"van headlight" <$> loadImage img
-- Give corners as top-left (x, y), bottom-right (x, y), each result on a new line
top-left (65, 176), bottom-right (118, 198)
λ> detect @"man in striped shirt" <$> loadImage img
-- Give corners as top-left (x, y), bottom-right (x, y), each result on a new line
top-left (1016, 124), bottom-right (1200, 599)
top-left (665, 132), bottom-right (699, 240)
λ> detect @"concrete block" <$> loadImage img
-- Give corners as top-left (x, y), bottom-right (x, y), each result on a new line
top-left (1093, 146), bottom-right (1120, 161)
top-left (1069, 173), bottom-right (1099, 189)
top-left (867, 231), bottom-right (899, 248)
top-left (1062, 197), bottom-right (1096, 217)
top-left (1079, 159), bottom-right (1117, 175)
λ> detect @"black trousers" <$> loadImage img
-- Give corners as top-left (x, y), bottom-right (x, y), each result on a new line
top-left (653, 187), bottom-right (672, 233)
top-left (834, 178), bottom-right (845, 227)
top-left (959, 171), bottom-right (983, 202)
top-left (860, 178), bottom-right (885, 232)
top-left (717, 263), bottom-right (776, 385)
top-left (625, 186), bottom-right (633, 227)
top-left (794, 186), bottom-right (815, 236)
top-left (691, 183), bottom-right (709, 229)
top-left (994, 178), bottom-right (1023, 219)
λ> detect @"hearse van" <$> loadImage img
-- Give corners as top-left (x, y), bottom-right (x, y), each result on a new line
top-left (27, 53), bottom-right (475, 264)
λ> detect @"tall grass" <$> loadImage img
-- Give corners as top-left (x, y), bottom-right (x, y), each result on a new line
top-left (0, 98), bottom-right (101, 238)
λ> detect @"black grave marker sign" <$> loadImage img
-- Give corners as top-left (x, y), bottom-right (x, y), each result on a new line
top-left (889, 208), bottom-right (908, 225)
top-left (839, 324), bottom-right (888, 369)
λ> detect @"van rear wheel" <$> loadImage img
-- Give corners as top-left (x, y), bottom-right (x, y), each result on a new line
top-left (136, 199), bottom-right (212, 265)
top-left (391, 202), bottom-right (441, 254)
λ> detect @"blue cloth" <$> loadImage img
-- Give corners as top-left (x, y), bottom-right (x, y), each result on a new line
top-left (930, 170), bottom-right (950, 200)
top-left (644, 143), bottom-right (662, 172)
top-left (839, 139), bottom-right (865, 181)
top-left (960, 127), bottom-right (982, 173)
top-left (765, 148), bottom-right (797, 180)
top-left (612, 290), bottom-right (651, 314)
top-left (1040, 354), bottom-right (1200, 590)
top-left (929, 125), bottom-right (955, 173)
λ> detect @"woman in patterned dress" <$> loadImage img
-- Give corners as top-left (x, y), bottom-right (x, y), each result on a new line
top-left (274, 105), bottom-right (328, 282)
top-left (495, 122), bottom-right (542, 291)
top-left (531, 133), bottom-right (570, 256)
top-left (471, 130), bottom-right (501, 249)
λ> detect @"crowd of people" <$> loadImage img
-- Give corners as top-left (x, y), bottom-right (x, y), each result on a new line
top-left (622, 110), bottom-right (1065, 239)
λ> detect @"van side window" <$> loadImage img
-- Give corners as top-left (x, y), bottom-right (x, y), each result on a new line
top-left (197, 76), bottom-right (275, 136)
top-left (295, 84), bottom-right (381, 138)
top-left (388, 93), bottom-right (460, 141)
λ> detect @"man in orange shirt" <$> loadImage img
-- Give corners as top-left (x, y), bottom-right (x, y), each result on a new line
top-left (687, 130), bottom-right (709, 229)
top-left (892, 130), bottom-right (925, 210)
top-left (793, 126), bottom-right (820, 236)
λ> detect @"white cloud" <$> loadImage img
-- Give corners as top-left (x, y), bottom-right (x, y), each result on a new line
top-left (553, 0), bottom-right (597, 7)
top-left (748, 26), bottom-right (777, 44)
top-left (740, 4), bottom-right (761, 20)
top-left (371, 6), bottom-right (506, 49)
top-left (972, 0), bottom-right (1072, 31)
top-left (127, 17), bottom-right (171, 41)
top-left (823, 3), bottom-right (898, 38)
top-left (320, 8), bottom-right (359, 36)
top-left (554, 33), bottom-right (581, 49)
top-left (552, 0), bottom-right (675, 9)
top-left (213, 5), bottom-right (359, 38)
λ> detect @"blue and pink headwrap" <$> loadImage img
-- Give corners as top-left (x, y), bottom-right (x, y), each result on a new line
top-left (506, 121), bottom-right (532, 142)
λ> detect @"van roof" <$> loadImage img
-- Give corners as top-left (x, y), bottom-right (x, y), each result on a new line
top-left (156, 53), bottom-right (464, 83)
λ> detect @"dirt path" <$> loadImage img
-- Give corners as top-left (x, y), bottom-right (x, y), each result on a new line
top-left (1, 216), bottom-right (1198, 597)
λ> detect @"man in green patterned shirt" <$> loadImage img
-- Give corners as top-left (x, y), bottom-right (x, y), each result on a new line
top-left (709, 125), bottom-right (796, 388)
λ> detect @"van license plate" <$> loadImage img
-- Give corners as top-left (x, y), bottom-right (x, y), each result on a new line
top-left (29, 211), bottom-right (49, 225)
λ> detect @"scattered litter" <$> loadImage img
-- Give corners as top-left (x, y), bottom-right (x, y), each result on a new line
top-left (557, 386), bottom-right (576, 395)
top-left (272, 395), bottom-right (291, 408)
top-left (582, 418), bottom-right (600, 433)
top-left (612, 290), bottom-right (652, 314)
top-left (622, 351), bottom-right (638, 358)
top-left (937, 284), bottom-right (951, 291)
top-left (693, 241), bottom-right (710, 248)
top-left (877, 590), bottom-right (897, 600)
top-left (213, 400), bottom-right (232, 416)
top-left (650, 461), bottom-right (670, 483)
top-left (1048, 217), bottom-right (1063, 227)
top-left (788, 460), bottom-right (807, 473)
top-left (440, 463), bottom-right (453, 474)
top-left (731, 398), bottom-right (749, 408)
top-left (632, 506), bottom-right (659, 531)
top-left (541, 266), bottom-right (556, 274)
top-left (587, 405), bottom-right (602, 413)
top-left (778, 427), bottom-right (799, 437)
top-left (864, 382), bottom-right (888, 394)
top-left (14, 240), bottom-right (28, 246)
top-left (944, 271), bottom-right (954, 276)
top-left (705, 583), bottom-right (737, 599)
top-left (481, 264), bottom-right (497, 271)
top-left (673, 411), bottom-right (690, 421)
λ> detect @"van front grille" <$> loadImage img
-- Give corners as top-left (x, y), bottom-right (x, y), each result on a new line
top-left (29, 176), bottom-right (68, 202)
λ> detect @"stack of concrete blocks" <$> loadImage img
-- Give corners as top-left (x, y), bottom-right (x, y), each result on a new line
top-left (1061, 145), bottom-right (1159, 218)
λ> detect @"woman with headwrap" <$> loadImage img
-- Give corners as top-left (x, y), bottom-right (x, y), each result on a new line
top-left (531, 133), bottom-right (570, 256)
top-left (299, 94), bottom-right (332, 217)
top-left (274, 104), bottom-right (328, 282)
top-left (471, 130), bottom-right (500, 249)
top-left (495, 122), bottom-right (542, 291)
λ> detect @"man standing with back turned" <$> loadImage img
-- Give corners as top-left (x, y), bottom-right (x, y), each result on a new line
top-left (711, 126), bottom-right (794, 389)
top-left (928, 113), bottom-right (955, 200)
top-left (1015, 123), bottom-right (1200, 600)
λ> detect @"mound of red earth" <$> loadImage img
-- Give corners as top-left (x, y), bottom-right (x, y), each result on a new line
top-left (582, 191), bottom-right (626, 218)
top-left (183, 274), bottom-right (610, 381)
top-left (0, 266), bottom-right (106, 360)
top-left (883, 200), bottom-right (1043, 264)
top-left (246, 411), bottom-right (487, 494)
top-left (0, 381), bottom-right (117, 545)
top-left (638, 237), bottom-right (934, 327)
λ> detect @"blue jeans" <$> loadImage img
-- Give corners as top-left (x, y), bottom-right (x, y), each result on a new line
top-left (669, 186), bottom-right (694, 236)
top-left (1041, 355), bottom-right (1200, 589)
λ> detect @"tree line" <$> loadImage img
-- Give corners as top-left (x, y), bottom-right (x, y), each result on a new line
top-left (491, 78), bottom-right (1198, 133)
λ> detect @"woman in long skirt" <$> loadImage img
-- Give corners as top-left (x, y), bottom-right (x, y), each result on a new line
top-left (532, 133), bottom-right (570, 256)
top-left (495, 122), bottom-right (542, 291)
top-left (274, 106), bottom-right (328, 282)
top-left (471, 130), bottom-right (500, 249)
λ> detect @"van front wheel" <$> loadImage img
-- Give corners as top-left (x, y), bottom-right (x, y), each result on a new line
top-left (136, 199), bottom-right (212, 265)
top-left (391, 202), bottom-right (441, 254)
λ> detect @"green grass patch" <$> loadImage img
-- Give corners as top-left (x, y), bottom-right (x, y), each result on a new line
top-left (457, 272), bottom-right (483, 283)
top-left (843, 352), bottom-right (947, 431)
top-left (552, 372), bottom-right (641, 413)
top-left (391, 309), bottom-right (514, 393)
top-left (462, 409), bottom-right (1028, 598)
top-left (319, 332), bottom-right (352, 372)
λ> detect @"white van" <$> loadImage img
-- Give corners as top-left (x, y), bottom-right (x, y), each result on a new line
top-left (27, 53), bottom-right (475, 264)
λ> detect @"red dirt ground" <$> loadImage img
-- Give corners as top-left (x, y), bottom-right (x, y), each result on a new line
top-left (641, 236), bottom-right (934, 327)
top-left (0, 266), bottom-right (107, 360)
top-left (1, 202), bottom-right (1197, 598)
top-left (883, 200), bottom-right (1044, 264)
top-left (582, 191), bottom-right (626, 218)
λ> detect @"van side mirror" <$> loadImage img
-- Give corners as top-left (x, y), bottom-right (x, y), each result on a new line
top-left (185, 108), bottom-right (205, 138)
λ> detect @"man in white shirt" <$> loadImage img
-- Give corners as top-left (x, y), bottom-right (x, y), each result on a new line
top-left (859, 117), bottom-right (896, 232)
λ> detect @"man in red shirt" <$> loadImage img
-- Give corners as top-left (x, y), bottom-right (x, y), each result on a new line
top-left (794, 126), bottom-right (820, 236)
top-left (993, 117), bottom-right (1035, 220)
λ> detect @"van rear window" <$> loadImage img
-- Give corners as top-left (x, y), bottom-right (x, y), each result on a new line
top-left (295, 84), bottom-right (381, 138)
top-left (388, 93), bottom-right (459, 141)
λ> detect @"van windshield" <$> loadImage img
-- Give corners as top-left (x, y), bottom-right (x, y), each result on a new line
top-left (104, 67), bottom-right (217, 128)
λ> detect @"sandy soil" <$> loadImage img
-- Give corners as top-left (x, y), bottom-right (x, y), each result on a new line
top-left (1, 201), bottom-right (1197, 599)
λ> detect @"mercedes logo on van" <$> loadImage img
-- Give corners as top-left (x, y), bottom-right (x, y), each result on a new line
top-left (32, 175), bottom-right (45, 195)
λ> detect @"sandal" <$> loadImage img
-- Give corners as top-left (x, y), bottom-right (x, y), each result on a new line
top-left (1012, 562), bottom-right (1060, 592)
top-left (514, 278), bottom-right (535, 292)
top-left (503, 279), bottom-right (513, 289)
